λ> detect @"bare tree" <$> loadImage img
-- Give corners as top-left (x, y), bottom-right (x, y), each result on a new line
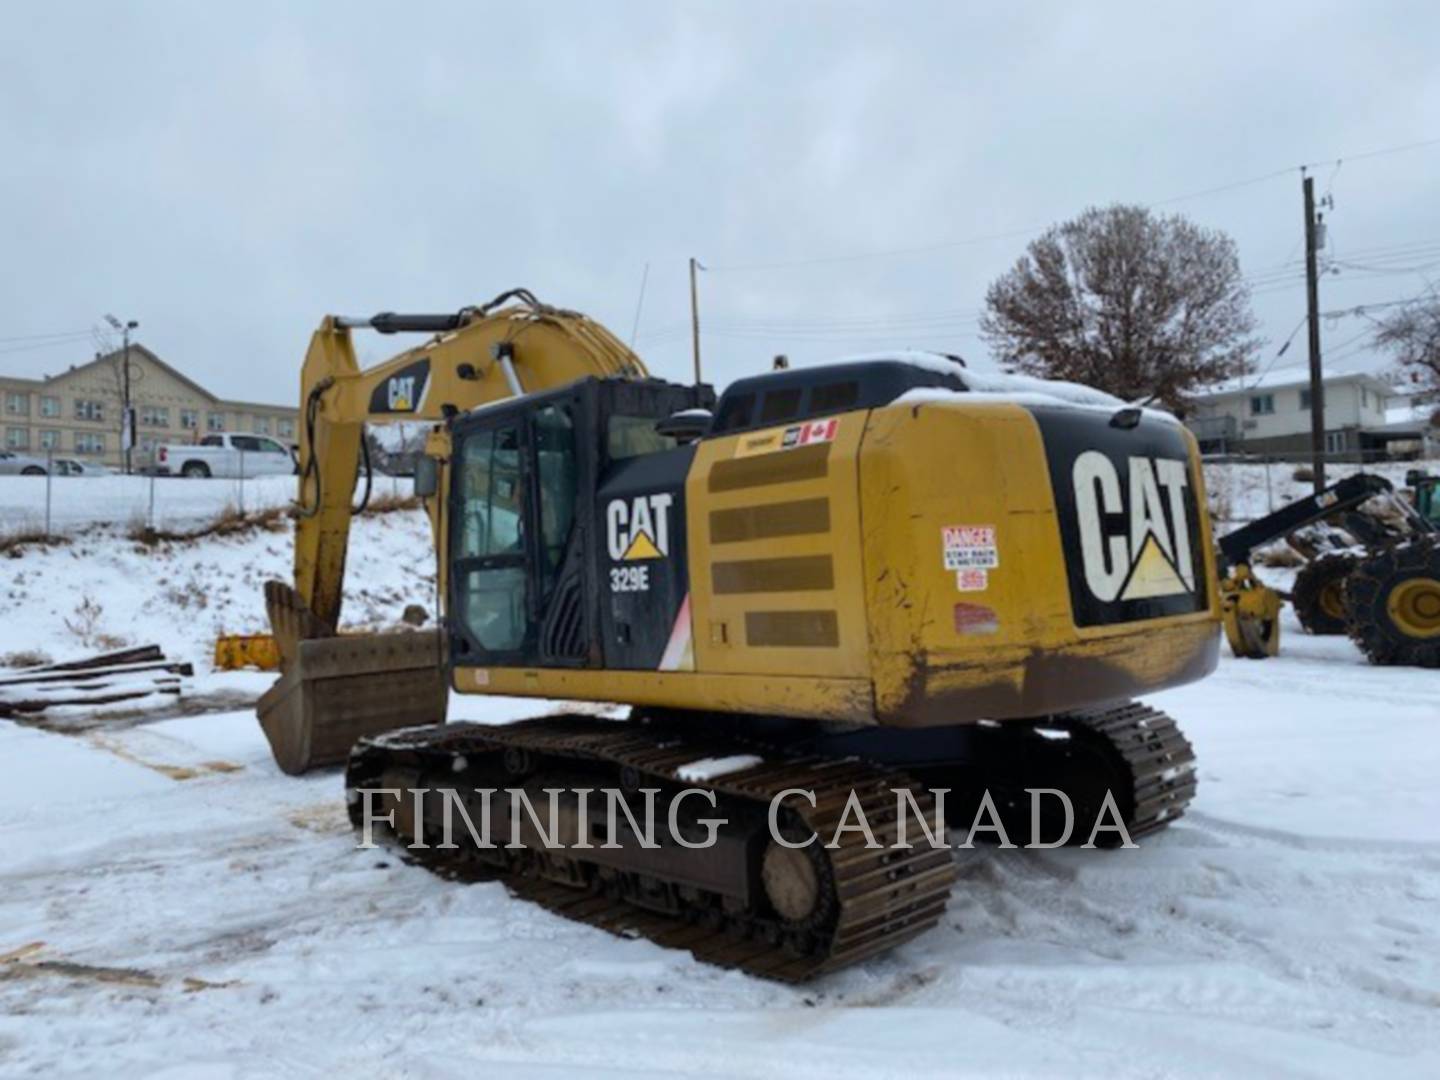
top-left (981, 204), bottom-right (1259, 411)
top-left (1371, 293), bottom-right (1440, 420)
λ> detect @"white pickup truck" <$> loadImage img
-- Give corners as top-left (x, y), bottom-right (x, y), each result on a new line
top-left (152, 433), bottom-right (297, 478)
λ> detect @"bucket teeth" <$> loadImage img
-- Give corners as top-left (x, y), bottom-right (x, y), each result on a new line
top-left (263, 579), bottom-right (333, 670)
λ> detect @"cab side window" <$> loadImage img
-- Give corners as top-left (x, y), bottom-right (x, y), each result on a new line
top-left (455, 426), bottom-right (526, 652)
top-left (534, 406), bottom-right (577, 598)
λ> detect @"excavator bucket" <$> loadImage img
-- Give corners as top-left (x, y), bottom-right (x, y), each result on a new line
top-left (257, 581), bottom-right (448, 775)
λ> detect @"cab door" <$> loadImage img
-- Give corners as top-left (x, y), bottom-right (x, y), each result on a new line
top-left (450, 419), bottom-right (531, 664)
top-left (448, 395), bottom-right (586, 669)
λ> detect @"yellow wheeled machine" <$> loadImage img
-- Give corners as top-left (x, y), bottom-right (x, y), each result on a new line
top-left (261, 290), bottom-right (1224, 977)
top-left (1216, 473), bottom-right (1440, 666)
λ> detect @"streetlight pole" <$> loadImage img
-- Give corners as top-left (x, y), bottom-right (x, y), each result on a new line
top-left (105, 314), bottom-right (139, 475)
top-left (688, 257), bottom-right (704, 386)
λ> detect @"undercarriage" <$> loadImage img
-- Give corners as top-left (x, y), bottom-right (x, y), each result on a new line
top-left (347, 701), bottom-right (1195, 980)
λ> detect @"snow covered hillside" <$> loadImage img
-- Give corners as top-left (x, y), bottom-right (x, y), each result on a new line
top-left (1, 467), bottom-right (1437, 1077)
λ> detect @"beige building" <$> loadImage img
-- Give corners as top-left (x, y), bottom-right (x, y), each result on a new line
top-left (0, 344), bottom-right (298, 468)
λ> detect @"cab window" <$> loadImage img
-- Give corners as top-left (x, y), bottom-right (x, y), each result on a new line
top-left (607, 415), bottom-right (676, 462)
top-left (454, 426), bottom-right (526, 653)
top-left (457, 427), bottom-right (523, 559)
top-left (535, 405), bottom-right (577, 595)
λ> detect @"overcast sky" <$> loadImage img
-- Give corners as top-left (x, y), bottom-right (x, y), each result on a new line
top-left (3, 1), bottom-right (1438, 405)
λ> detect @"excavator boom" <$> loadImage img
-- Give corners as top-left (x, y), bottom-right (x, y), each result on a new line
top-left (258, 290), bottom-right (648, 773)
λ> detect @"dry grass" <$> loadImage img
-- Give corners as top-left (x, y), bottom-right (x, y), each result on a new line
top-left (128, 504), bottom-right (291, 546)
top-left (366, 491), bottom-right (422, 514)
top-left (125, 493), bottom-right (419, 549)
top-left (63, 596), bottom-right (127, 651)
top-left (1, 648), bottom-right (52, 668)
top-left (0, 528), bottom-right (69, 558)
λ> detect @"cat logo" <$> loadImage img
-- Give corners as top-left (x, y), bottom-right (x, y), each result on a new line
top-left (607, 493), bottom-right (673, 561)
top-left (387, 375), bottom-right (417, 411)
top-left (1072, 450), bottom-right (1195, 603)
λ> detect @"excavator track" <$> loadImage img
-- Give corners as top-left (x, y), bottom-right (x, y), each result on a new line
top-left (346, 716), bottom-right (959, 981)
top-left (345, 701), bottom-right (1191, 980)
top-left (1053, 700), bottom-right (1198, 841)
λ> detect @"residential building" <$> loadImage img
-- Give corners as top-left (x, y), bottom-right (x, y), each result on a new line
top-left (1184, 370), bottom-right (1416, 461)
top-left (0, 345), bottom-right (299, 467)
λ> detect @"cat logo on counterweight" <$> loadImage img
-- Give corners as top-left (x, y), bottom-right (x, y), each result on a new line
top-left (1072, 450), bottom-right (1195, 603)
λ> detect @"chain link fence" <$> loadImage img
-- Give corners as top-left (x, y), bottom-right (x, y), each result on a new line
top-left (1200, 450), bottom-right (1435, 526)
top-left (0, 450), bottom-right (413, 542)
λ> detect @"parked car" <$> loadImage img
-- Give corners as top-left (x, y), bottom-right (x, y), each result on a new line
top-left (152, 433), bottom-right (297, 479)
top-left (0, 450), bottom-right (50, 475)
top-left (52, 457), bottom-right (115, 476)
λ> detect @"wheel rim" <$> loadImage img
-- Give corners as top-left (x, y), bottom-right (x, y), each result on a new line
top-left (1319, 580), bottom-right (1346, 620)
top-left (1387, 577), bottom-right (1440, 639)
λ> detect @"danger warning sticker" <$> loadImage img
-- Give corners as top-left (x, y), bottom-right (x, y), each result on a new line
top-left (942, 524), bottom-right (998, 572)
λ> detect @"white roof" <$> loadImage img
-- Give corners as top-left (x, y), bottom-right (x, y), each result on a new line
top-left (1196, 367), bottom-right (1392, 397)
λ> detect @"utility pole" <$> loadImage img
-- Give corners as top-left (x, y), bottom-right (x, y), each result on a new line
top-left (105, 313), bottom-right (139, 475)
top-left (689, 257), bottom-right (704, 385)
top-left (1302, 173), bottom-right (1325, 493)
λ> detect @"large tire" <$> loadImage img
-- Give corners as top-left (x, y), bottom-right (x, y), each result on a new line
top-left (181, 461), bottom-right (211, 479)
top-left (1292, 553), bottom-right (1357, 635)
top-left (1345, 539), bottom-right (1440, 668)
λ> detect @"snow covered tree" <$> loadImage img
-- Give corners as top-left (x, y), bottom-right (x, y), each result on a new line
top-left (981, 205), bottom-right (1258, 412)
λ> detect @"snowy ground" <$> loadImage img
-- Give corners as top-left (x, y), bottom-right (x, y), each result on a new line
top-left (1, 472), bottom-right (1438, 1077)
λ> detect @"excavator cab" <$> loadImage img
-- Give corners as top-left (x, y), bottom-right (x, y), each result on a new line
top-left (443, 377), bottom-right (712, 674)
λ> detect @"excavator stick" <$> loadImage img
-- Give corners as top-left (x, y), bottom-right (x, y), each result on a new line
top-left (257, 581), bottom-right (446, 775)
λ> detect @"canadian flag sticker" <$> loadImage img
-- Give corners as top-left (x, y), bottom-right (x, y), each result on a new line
top-left (794, 418), bottom-right (839, 446)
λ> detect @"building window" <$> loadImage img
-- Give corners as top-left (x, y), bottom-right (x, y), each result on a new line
top-left (75, 433), bottom-right (106, 454)
top-left (1325, 431), bottom-right (1347, 455)
top-left (5, 392), bottom-right (29, 416)
top-left (1299, 388), bottom-right (1311, 411)
top-left (278, 418), bottom-right (294, 438)
top-left (1360, 388), bottom-right (1369, 408)
top-left (140, 405), bottom-right (170, 427)
top-left (39, 395), bottom-right (60, 418)
top-left (1249, 394), bottom-right (1275, 416)
top-left (254, 416), bottom-right (270, 435)
top-left (39, 429), bottom-right (60, 450)
top-left (75, 399), bottom-right (104, 422)
top-left (5, 427), bottom-right (28, 450)
top-left (139, 436), bottom-right (157, 453)
top-left (207, 412), bottom-right (225, 432)
top-left (181, 409), bottom-right (199, 430)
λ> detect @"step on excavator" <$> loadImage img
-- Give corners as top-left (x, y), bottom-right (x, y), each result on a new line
top-left (259, 289), bottom-right (1220, 979)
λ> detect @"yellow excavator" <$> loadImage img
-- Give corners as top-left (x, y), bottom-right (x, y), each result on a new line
top-left (260, 289), bottom-right (1220, 980)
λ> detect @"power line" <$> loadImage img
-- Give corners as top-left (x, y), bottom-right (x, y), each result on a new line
top-left (703, 135), bottom-right (1440, 275)
top-left (1300, 135), bottom-right (1440, 170)
top-left (0, 328), bottom-right (93, 344)
top-left (0, 334), bottom-right (101, 358)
